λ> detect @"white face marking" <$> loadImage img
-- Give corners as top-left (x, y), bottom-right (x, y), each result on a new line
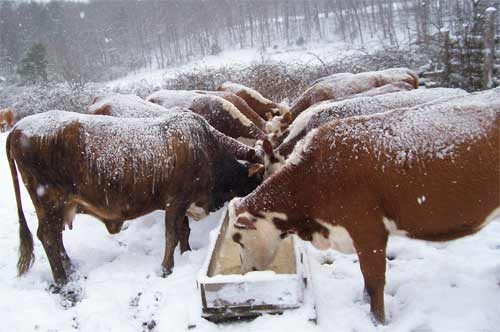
top-left (417, 195), bottom-right (427, 205)
top-left (228, 200), bottom-right (285, 273)
top-left (382, 217), bottom-right (408, 237)
top-left (265, 115), bottom-right (284, 136)
top-left (274, 104), bottom-right (290, 116)
top-left (186, 203), bottom-right (207, 221)
top-left (263, 151), bottom-right (286, 177)
top-left (313, 220), bottom-right (356, 254)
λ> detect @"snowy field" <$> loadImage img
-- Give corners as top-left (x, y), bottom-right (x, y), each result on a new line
top-left (1, 129), bottom-right (499, 332)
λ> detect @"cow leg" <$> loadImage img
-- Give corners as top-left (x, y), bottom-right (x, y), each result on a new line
top-left (23, 176), bottom-right (72, 285)
top-left (55, 233), bottom-right (72, 273)
top-left (354, 225), bottom-right (388, 324)
top-left (177, 216), bottom-right (191, 254)
top-left (161, 204), bottom-right (188, 277)
top-left (57, 203), bottom-right (77, 273)
top-left (37, 216), bottom-right (68, 286)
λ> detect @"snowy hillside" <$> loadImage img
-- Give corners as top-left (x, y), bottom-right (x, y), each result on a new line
top-left (106, 42), bottom-right (365, 93)
top-left (1, 132), bottom-right (499, 332)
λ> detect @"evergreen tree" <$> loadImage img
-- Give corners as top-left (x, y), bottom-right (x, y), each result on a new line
top-left (17, 43), bottom-right (48, 84)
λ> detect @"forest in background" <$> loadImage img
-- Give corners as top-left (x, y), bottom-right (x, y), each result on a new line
top-left (1, 0), bottom-right (496, 86)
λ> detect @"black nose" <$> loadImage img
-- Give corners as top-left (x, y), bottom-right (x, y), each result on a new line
top-left (252, 267), bottom-right (257, 271)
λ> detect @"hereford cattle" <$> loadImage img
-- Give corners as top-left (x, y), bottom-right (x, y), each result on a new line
top-left (0, 108), bottom-right (14, 132)
top-left (309, 72), bottom-right (355, 86)
top-left (194, 90), bottom-right (267, 131)
top-left (8, 110), bottom-right (264, 286)
top-left (146, 90), bottom-right (267, 145)
top-left (87, 93), bottom-right (174, 117)
top-left (228, 88), bottom-right (500, 323)
top-left (334, 81), bottom-right (415, 101)
top-left (271, 87), bottom-right (468, 165)
top-left (217, 82), bottom-right (288, 119)
top-left (267, 68), bottom-right (419, 136)
top-left (267, 81), bottom-right (417, 145)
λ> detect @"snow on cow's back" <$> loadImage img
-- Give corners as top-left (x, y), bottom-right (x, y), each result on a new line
top-left (87, 93), bottom-right (169, 117)
top-left (14, 110), bottom-right (212, 183)
top-left (283, 88), bottom-right (468, 146)
top-left (370, 87), bottom-right (468, 109)
top-left (319, 88), bottom-right (500, 166)
top-left (147, 89), bottom-right (255, 128)
top-left (219, 81), bottom-right (274, 106)
top-left (146, 89), bottom-right (199, 109)
top-left (315, 67), bottom-right (418, 97)
top-left (283, 98), bottom-right (381, 145)
top-left (307, 87), bottom-right (469, 129)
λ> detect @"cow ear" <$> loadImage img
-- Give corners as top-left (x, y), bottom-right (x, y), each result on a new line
top-left (262, 139), bottom-right (274, 156)
top-left (248, 163), bottom-right (265, 178)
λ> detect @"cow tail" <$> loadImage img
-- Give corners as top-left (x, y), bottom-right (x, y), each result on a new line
top-left (6, 133), bottom-right (35, 276)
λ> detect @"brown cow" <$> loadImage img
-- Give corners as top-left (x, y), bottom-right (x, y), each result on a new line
top-left (217, 82), bottom-right (288, 119)
top-left (8, 110), bottom-right (264, 287)
top-left (194, 90), bottom-right (267, 131)
top-left (272, 87), bottom-right (469, 165)
top-left (146, 90), bottom-right (267, 145)
top-left (267, 81), bottom-right (418, 145)
top-left (333, 81), bottom-right (415, 101)
top-left (87, 93), bottom-right (265, 170)
top-left (0, 108), bottom-right (14, 132)
top-left (228, 88), bottom-right (500, 323)
top-left (267, 68), bottom-right (419, 136)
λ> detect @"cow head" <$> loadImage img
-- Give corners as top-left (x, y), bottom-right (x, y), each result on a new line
top-left (255, 139), bottom-right (285, 178)
top-left (228, 199), bottom-right (286, 273)
top-left (265, 112), bottom-right (292, 146)
top-left (234, 161), bottom-right (264, 197)
top-left (212, 157), bottom-right (264, 212)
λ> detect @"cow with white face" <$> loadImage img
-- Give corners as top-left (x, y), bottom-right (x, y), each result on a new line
top-left (228, 198), bottom-right (286, 272)
top-left (229, 87), bottom-right (500, 323)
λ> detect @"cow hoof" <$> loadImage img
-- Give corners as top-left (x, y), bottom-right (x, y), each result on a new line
top-left (142, 319), bottom-right (156, 331)
top-left (371, 315), bottom-right (386, 326)
top-left (60, 284), bottom-right (83, 308)
top-left (161, 267), bottom-right (173, 278)
top-left (48, 283), bottom-right (62, 294)
top-left (180, 245), bottom-right (191, 254)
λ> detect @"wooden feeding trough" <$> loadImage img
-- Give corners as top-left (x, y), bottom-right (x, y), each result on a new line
top-left (195, 210), bottom-right (316, 323)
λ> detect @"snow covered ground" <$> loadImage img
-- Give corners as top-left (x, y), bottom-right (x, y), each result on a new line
top-left (1, 129), bottom-right (499, 332)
